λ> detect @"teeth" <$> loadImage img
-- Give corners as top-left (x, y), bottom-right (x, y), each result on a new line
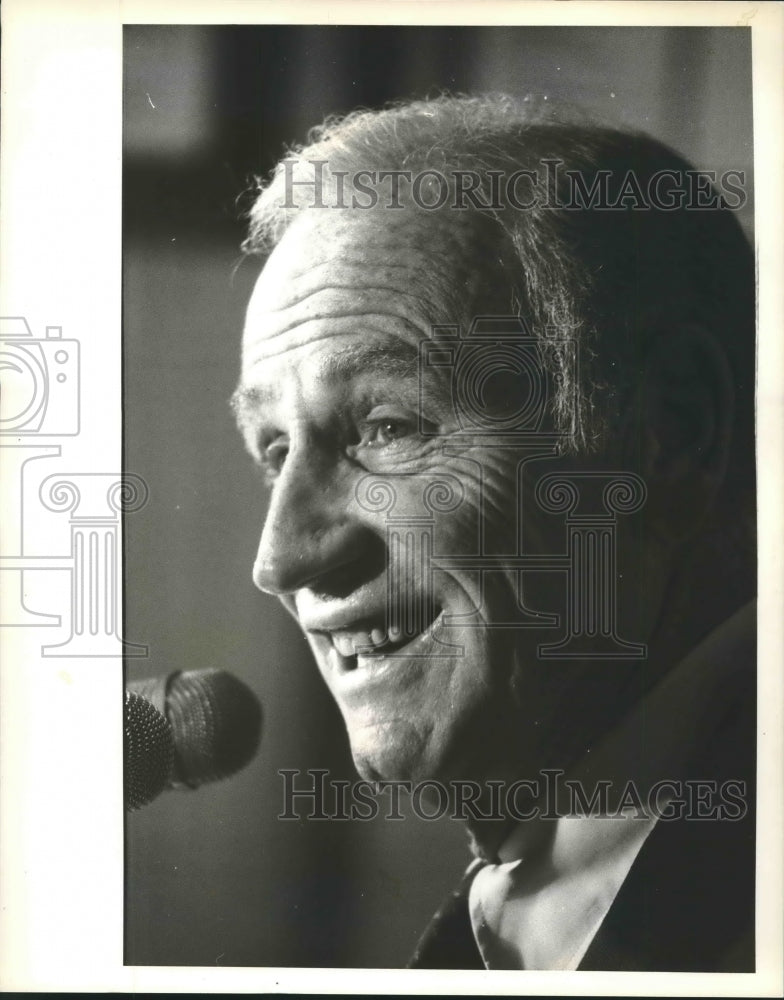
top-left (327, 611), bottom-right (441, 658)
top-left (331, 628), bottom-right (389, 657)
top-left (332, 632), bottom-right (360, 657)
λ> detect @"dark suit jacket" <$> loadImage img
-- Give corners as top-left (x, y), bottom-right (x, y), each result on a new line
top-left (409, 631), bottom-right (756, 972)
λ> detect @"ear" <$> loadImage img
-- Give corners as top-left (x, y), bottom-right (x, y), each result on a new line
top-left (623, 325), bottom-right (734, 538)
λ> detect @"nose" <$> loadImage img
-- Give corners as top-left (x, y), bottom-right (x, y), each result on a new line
top-left (252, 436), bottom-right (378, 597)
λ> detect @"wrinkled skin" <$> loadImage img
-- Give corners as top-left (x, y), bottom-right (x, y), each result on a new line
top-left (234, 206), bottom-right (664, 789)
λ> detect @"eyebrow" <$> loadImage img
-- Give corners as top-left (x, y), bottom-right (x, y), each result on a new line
top-left (322, 339), bottom-right (420, 382)
top-left (231, 337), bottom-right (426, 418)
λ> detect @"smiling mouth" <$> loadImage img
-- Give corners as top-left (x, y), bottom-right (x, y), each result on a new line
top-left (318, 608), bottom-right (443, 671)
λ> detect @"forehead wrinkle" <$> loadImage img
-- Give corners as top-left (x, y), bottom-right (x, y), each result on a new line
top-left (254, 209), bottom-right (498, 329)
top-left (241, 315), bottom-right (431, 369)
top-left (258, 224), bottom-right (454, 298)
top-left (251, 283), bottom-right (442, 335)
top-left (241, 332), bottom-right (422, 385)
top-left (260, 250), bottom-right (434, 288)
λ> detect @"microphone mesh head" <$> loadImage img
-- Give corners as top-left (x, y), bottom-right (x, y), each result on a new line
top-left (166, 669), bottom-right (262, 787)
top-left (124, 690), bottom-right (174, 810)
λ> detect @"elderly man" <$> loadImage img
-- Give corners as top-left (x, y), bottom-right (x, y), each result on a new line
top-left (232, 96), bottom-right (755, 970)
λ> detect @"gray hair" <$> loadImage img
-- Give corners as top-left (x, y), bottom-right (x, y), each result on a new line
top-left (242, 94), bottom-right (754, 459)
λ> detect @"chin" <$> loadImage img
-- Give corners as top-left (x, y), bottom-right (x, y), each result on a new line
top-left (345, 716), bottom-right (444, 783)
top-left (342, 684), bottom-right (511, 786)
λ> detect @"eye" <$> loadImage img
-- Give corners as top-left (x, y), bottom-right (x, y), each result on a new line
top-left (359, 408), bottom-right (419, 448)
top-left (365, 417), bottom-right (414, 445)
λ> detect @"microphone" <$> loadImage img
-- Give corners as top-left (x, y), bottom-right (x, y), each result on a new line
top-left (124, 669), bottom-right (263, 811)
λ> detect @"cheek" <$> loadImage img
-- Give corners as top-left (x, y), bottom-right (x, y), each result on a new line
top-left (424, 453), bottom-right (530, 615)
top-left (393, 454), bottom-right (521, 555)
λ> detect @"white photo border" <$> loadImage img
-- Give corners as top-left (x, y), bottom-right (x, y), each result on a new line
top-left (0, 1), bottom-right (781, 994)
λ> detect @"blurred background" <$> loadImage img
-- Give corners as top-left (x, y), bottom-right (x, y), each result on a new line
top-left (123, 24), bottom-right (753, 967)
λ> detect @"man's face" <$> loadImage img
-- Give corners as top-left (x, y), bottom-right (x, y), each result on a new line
top-left (235, 207), bottom-right (550, 783)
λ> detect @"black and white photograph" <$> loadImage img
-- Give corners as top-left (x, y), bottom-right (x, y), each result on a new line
top-left (1, 1), bottom-right (783, 994)
top-left (123, 16), bottom-right (759, 973)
